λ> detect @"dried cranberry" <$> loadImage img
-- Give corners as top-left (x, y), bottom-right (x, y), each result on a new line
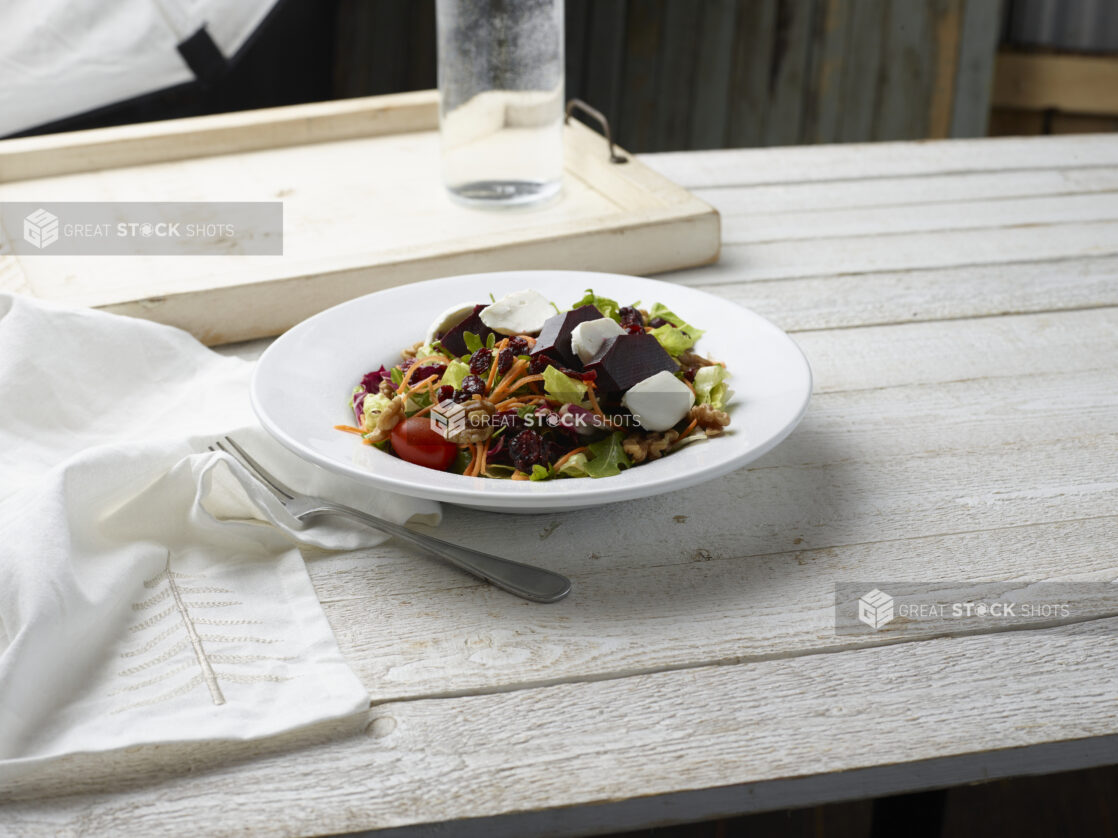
top-left (556, 365), bottom-right (597, 382)
top-left (507, 336), bottom-right (530, 354)
top-left (529, 354), bottom-right (553, 374)
top-left (451, 389), bottom-right (472, 403)
top-left (497, 346), bottom-right (516, 373)
top-left (468, 348), bottom-right (492, 375)
top-left (683, 367), bottom-right (697, 382)
top-left (509, 429), bottom-right (546, 472)
top-left (618, 306), bottom-right (644, 328)
top-left (436, 384), bottom-right (454, 402)
top-left (460, 374), bottom-right (487, 397)
top-left (648, 316), bottom-right (669, 328)
top-left (625, 323), bottom-right (644, 334)
top-left (409, 363), bottom-right (446, 384)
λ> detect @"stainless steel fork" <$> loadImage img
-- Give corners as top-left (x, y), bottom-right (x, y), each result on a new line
top-left (207, 436), bottom-right (571, 603)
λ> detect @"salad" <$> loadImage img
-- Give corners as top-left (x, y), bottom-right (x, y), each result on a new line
top-left (336, 289), bottom-right (732, 480)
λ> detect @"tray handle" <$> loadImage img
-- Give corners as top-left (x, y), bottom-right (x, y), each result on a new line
top-left (565, 99), bottom-right (628, 164)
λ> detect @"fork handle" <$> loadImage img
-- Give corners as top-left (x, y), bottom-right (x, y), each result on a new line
top-left (307, 502), bottom-right (572, 603)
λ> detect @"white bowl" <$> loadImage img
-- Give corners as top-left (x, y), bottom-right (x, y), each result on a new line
top-left (251, 271), bottom-right (811, 513)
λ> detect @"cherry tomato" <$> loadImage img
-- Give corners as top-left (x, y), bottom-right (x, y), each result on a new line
top-left (390, 416), bottom-right (458, 471)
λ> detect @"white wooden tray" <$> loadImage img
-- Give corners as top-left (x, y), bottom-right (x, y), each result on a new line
top-left (0, 91), bottom-right (720, 345)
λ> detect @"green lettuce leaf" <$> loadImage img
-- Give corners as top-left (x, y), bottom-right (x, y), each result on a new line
top-left (542, 364), bottom-right (588, 404)
top-left (462, 331), bottom-right (483, 354)
top-left (583, 431), bottom-right (632, 478)
top-left (389, 367), bottom-right (404, 386)
top-left (439, 359), bottom-right (470, 390)
top-left (529, 464), bottom-right (552, 481)
top-left (573, 289), bottom-right (621, 322)
top-left (693, 365), bottom-right (732, 410)
top-left (555, 452), bottom-right (590, 478)
top-left (649, 323), bottom-right (699, 355)
top-left (648, 302), bottom-right (705, 356)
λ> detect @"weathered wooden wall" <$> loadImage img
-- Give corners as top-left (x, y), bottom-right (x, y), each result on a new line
top-left (334, 0), bottom-right (1004, 152)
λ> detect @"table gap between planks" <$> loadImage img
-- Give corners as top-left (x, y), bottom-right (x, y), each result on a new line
top-left (1, 133), bottom-right (1117, 838)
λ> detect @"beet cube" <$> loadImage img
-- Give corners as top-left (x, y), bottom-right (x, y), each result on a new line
top-left (531, 305), bottom-right (603, 368)
top-left (438, 304), bottom-right (495, 356)
top-left (585, 332), bottom-right (677, 393)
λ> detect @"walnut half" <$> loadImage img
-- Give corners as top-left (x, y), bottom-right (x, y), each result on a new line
top-left (445, 398), bottom-right (496, 445)
top-left (623, 430), bottom-right (680, 464)
top-left (364, 395), bottom-right (405, 443)
top-left (691, 403), bottom-right (730, 437)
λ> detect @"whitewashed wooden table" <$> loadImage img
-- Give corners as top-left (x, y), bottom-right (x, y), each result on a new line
top-left (3, 134), bottom-right (1118, 837)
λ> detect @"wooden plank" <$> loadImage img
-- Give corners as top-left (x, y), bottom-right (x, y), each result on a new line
top-left (0, 91), bottom-right (440, 184)
top-left (1050, 113), bottom-right (1118, 134)
top-left (564, 0), bottom-right (591, 104)
top-left (687, 0), bottom-right (738, 149)
top-left (928, 0), bottom-right (964, 139)
top-left (641, 134), bottom-right (1118, 189)
top-left (874, 0), bottom-right (935, 140)
top-left (726, 0), bottom-right (777, 147)
top-left (684, 255), bottom-right (1118, 331)
top-left (949, 0), bottom-right (1003, 137)
top-left (704, 220), bottom-right (1118, 280)
top-left (722, 191), bottom-right (1118, 242)
top-left (580, 0), bottom-right (628, 137)
top-left (993, 51), bottom-right (1118, 116)
top-left (836, 0), bottom-right (888, 143)
top-left (764, 0), bottom-right (817, 146)
top-left (5, 620), bottom-right (1118, 836)
top-left (617, 0), bottom-right (666, 152)
top-left (802, 0), bottom-right (851, 144)
top-left (692, 167), bottom-right (1118, 215)
top-left (988, 106), bottom-right (1048, 136)
top-left (652, 0), bottom-right (702, 152)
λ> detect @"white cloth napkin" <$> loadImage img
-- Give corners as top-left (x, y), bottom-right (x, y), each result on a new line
top-left (0, 293), bottom-right (440, 776)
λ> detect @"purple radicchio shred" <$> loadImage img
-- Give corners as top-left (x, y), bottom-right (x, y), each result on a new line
top-left (361, 366), bottom-right (394, 393)
top-left (352, 388), bottom-right (368, 425)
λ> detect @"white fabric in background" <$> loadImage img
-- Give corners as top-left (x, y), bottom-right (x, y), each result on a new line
top-left (0, 294), bottom-right (440, 777)
top-left (0, 0), bottom-right (280, 136)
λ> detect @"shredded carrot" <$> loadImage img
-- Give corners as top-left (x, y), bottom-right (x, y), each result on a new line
top-left (399, 355), bottom-right (448, 390)
top-left (334, 424), bottom-right (364, 436)
top-left (678, 416), bottom-right (698, 440)
top-left (495, 394), bottom-right (549, 411)
top-left (585, 385), bottom-right (607, 421)
top-left (679, 375), bottom-right (697, 396)
top-left (488, 358), bottom-right (528, 402)
top-left (511, 470), bottom-right (530, 481)
top-left (552, 446), bottom-right (588, 470)
top-left (486, 338), bottom-right (509, 390)
top-left (463, 444), bottom-right (477, 477)
top-left (478, 437), bottom-right (491, 474)
top-left (399, 373), bottom-right (439, 398)
top-left (505, 373), bottom-right (544, 391)
top-left (412, 403), bottom-right (435, 418)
